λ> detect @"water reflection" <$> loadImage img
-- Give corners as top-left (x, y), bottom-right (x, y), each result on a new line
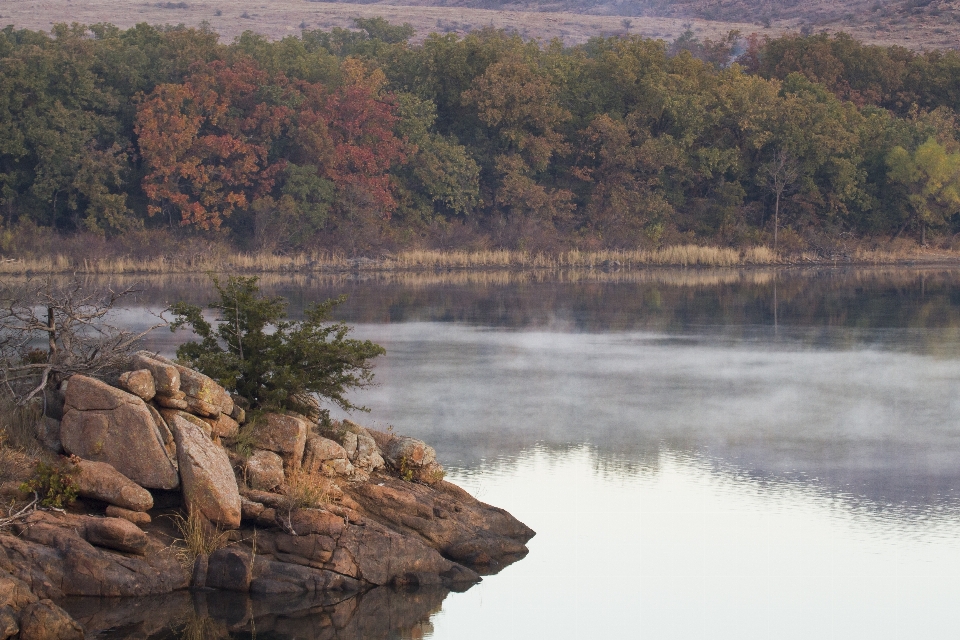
top-left (438, 446), bottom-right (960, 639)
top-left (61, 586), bottom-right (449, 639)
top-left (41, 267), bottom-right (960, 638)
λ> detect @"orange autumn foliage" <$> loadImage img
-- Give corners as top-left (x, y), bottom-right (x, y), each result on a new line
top-left (136, 58), bottom-right (293, 230)
top-left (136, 56), bottom-right (406, 230)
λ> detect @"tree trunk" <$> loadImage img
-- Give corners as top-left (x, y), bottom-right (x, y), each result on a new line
top-left (774, 192), bottom-right (780, 253)
top-left (47, 307), bottom-right (57, 357)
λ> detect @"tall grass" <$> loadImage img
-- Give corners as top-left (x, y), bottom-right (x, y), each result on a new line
top-left (170, 507), bottom-right (231, 567)
top-left (2, 243), bottom-right (958, 276)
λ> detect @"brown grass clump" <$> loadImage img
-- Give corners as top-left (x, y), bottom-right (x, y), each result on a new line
top-left (281, 468), bottom-right (331, 510)
top-left (170, 507), bottom-right (231, 567)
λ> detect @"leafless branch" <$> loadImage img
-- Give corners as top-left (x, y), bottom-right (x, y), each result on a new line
top-left (0, 278), bottom-right (167, 405)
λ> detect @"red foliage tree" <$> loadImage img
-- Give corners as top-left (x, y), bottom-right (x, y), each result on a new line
top-left (135, 58), bottom-right (292, 229)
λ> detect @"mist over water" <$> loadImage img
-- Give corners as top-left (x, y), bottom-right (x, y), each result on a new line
top-left (118, 267), bottom-right (960, 638)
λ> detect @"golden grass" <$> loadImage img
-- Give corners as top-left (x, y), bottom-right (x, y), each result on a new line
top-left (170, 507), bottom-right (231, 567)
top-left (4, 244), bottom-right (960, 277)
top-left (281, 468), bottom-right (332, 510)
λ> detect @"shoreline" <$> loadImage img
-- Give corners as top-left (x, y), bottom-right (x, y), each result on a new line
top-left (7, 245), bottom-right (960, 276)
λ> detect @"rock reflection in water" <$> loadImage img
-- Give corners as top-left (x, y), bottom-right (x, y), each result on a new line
top-left (60, 585), bottom-right (449, 639)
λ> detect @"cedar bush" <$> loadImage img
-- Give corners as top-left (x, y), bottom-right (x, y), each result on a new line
top-left (170, 276), bottom-right (384, 417)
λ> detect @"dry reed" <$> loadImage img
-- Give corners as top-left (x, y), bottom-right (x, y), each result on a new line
top-left (3, 243), bottom-right (959, 277)
top-left (170, 507), bottom-right (231, 566)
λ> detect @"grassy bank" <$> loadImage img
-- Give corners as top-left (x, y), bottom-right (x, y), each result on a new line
top-left (4, 244), bottom-right (960, 275)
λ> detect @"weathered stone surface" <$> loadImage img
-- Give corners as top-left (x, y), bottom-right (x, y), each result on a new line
top-left (104, 506), bottom-right (151, 525)
top-left (154, 395), bottom-right (189, 411)
top-left (81, 516), bottom-right (149, 555)
top-left (18, 599), bottom-right (84, 640)
top-left (0, 605), bottom-right (17, 640)
top-left (203, 412), bottom-right (239, 439)
top-left (1, 507), bottom-right (185, 601)
top-left (186, 396), bottom-right (220, 418)
top-left (240, 497), bottom-right (264, 521)
top-left (63, 374), bottom-right (131, 412)
top-left (250, 414), bottom-right (308, 469)
top-left (61, 375), bottom-right (179, 490)
top-left (0, 575), bottom-right (38, 611)
top-left (146, 405), bottom-right (178, 467)
top-left (302, 436), bottom-right (354, 477)
top-left (118, 369), bottom-right (156, 402)
top-left (254, 516), bottom-right (478, 588)
top-left (174, 365), bottom-right (222, 405)
top-left (206, 547), bottom-right (253, 592)
top-left (245, 451), bottom-right (284, 491)
top-left (347, 477), bottom-right (534, 571)
top-left (381, 435), bottom-right (436, 468)
top-left (132, 352), bottom-right (180, 395)
top-left (168, 413), bottom-right (241, 529)
top-left (72, 459), bottom-right (153, 512)
top-left (160, 409), bottom-right (211, 438)
top-left (230, 404), bottom-right (246, 425)
top-left (286, 509), bottom-right (344, 538)
top-left (341, 431), bottom-right (384, 473)
top-left (250, 556), bottom-right (363, 594)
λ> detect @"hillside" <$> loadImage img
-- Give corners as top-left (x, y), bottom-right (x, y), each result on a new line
top-left (1, 0), bottom-right (958, 49)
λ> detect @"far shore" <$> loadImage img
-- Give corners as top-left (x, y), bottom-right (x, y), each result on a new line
top-left (5, 245), bottom-right (960, 276)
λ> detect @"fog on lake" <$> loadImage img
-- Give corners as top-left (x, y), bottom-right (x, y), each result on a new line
top-left (61, 266), bottom-right (960, 638)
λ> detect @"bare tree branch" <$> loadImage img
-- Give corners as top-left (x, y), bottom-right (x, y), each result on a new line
top-left (0, 278), bottom-right (167, 406)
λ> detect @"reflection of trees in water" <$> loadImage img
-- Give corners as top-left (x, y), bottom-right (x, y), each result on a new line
top-left (454, 442), bottom-right (960, 532)
top-left (34, 266), bottom-right (960, 353)
top-left (60, 585), bottom-right (449, 639)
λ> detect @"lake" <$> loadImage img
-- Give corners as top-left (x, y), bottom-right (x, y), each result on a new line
top-left (65, 267), bottom-right (960, 638)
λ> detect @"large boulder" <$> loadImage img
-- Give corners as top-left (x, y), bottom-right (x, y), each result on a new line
top-left (250, 414), bottom-right (308, 470)
top-left (132, 352), bottom-right (180, 395)
top-left (245, 451), bottom-right (284, 491)
top-left (380, 435), bottom-right (444, 485)
top-left (205, 547), bottom-right (254, 592)
top-left (71, 459), bottom-right (153, 512)
top-left (302, 436), bottom-right (354, 477)
top-left (81, 516), bottom-right (149, 555)
top-left (167, 413), bottom-right (241, 530)
top-left (60, 375), bottom-right (179, 490)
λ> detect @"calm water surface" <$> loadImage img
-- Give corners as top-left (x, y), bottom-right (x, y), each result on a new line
top-left (101, 268), bottom-right (960, 638)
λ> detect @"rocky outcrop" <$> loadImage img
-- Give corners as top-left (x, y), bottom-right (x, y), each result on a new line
top-left (167, 412), bottom-right (242, 530)
top-left (1, 511), bottom-right (189, 599)
top-left (18, 600), bottom-right (84, 640)
top-left (2, 358), bottom-right (534, 637)
top-left (60, 375), bottom-right (179, 490)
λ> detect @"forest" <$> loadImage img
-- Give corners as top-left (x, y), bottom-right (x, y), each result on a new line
top-left (2, 20), bottom-right (960, 257)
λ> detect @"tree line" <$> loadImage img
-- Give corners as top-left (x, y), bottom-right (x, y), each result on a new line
top-left (2, 20), bottom-right (960, 254)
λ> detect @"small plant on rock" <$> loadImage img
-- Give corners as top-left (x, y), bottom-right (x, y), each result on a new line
top-left (20, 459), bottom-right (78, 509)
